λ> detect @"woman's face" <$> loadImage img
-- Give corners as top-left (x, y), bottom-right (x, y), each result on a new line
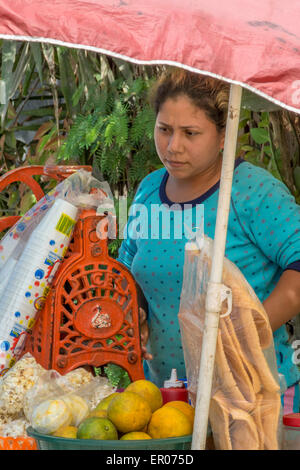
top-left (154, 94), bottom-right (225, 180)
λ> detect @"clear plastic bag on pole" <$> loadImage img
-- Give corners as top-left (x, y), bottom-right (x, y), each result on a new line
top-left (178, 234), bottom-right (282, 450)
top-left (0, 169), bottom-right (114, 375)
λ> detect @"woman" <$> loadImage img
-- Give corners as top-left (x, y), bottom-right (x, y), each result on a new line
top-left (117, 68), bottom-right (300, 411)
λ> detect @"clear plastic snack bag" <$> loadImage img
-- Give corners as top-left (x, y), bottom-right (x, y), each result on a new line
top-left (0, 353), bottom-right (46, 418)
top-left (24, 367), bottom-right (116, 434)
top-left (0, 169), bottom-right (114, 375)
top-left (178, 234), bottom-right (282, 450)
top-left (26, 371), bottom-right (90, 434)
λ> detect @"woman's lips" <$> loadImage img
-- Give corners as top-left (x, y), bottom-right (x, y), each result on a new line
top-left (166, 160), bottom-right (186, 168)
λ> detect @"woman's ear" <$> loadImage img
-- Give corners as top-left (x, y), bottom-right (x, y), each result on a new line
top-left (218, 133), bottom-right (225, 153)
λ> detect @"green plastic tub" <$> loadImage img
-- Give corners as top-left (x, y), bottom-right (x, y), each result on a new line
top-left (26, 427), bottom-right (192, 450)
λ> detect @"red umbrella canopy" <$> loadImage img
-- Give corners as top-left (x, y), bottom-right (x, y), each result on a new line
top-left (0, 0), bottom-right (299, 113)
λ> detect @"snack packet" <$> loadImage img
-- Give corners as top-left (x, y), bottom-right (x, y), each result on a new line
top-left (178, 234), bottom-right (282, 450)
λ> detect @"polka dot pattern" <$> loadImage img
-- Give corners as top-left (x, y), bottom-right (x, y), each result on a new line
top-left (118, 163), bottom-right (300, 387)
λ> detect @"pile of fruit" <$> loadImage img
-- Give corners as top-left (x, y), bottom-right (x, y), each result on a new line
top-left (31, 379), bottom-right (194, 441)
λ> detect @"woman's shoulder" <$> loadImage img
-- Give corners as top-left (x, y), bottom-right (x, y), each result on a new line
top-left (135, 167), bottom-right (166, 194)
top-left (234, 159), bottom-right (290, 194)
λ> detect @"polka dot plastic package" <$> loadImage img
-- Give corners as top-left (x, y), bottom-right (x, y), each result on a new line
top-left (0, 170), bottom-right (113, 376)
top-left (0, 198), bottom-right (78, 375)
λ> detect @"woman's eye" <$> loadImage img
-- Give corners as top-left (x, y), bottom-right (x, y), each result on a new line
top-left (158, 126), bottom-right (168, 133)
top-left (186, 130), bottom-right (198, 136)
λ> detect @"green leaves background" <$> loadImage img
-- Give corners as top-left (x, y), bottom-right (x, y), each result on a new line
top-left (0, 40), bottom-right (299, 223)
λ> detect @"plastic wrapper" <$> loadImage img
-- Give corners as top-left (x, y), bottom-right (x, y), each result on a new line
top-left (0, 170), bottom-right (114, 375)
top-left (0, 351), bottom-right (115, 436)
top-left (31, 398), bottom-right (73, 434)
top-left (24, 367), bottom-right (116, 434)
top-left (178, 235), bottom-right (282, 450)
top-left (0, 417), bottom-right (29, 438)
top-left (0, 353), bottom-right (45, 417)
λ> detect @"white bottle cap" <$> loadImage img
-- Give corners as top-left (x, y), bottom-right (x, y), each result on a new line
top-left (163, 368), bottom-right (184, 388)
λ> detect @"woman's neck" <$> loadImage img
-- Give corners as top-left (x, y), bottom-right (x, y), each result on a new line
top-left (165, 157), bottom-right (223, 203)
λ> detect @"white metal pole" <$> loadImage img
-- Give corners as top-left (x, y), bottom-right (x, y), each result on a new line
top-left (191, 83), bottom-right (243, 450)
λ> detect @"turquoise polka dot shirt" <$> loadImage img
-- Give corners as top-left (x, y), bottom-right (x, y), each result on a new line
top-left (117, 158), bottom-right (300, 388)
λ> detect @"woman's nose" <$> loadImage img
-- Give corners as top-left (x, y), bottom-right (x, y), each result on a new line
top-left (167, 132), bottom-right (183, 153)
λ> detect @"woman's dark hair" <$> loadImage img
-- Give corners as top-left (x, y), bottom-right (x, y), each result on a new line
top-left (150, 67), bottom-right (230, 132)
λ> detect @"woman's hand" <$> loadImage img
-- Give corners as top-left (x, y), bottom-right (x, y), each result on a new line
top-left (126, 307), bottom-right (153, 361)
top-left (139, 307), bottom-right (153, 361)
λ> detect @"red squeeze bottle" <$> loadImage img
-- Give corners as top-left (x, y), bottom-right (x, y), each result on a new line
top-left (160, 368), bottom-right (189, 404)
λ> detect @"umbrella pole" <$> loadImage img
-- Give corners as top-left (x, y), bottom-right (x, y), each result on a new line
top-left (191, 83), bottom-right (243, 450)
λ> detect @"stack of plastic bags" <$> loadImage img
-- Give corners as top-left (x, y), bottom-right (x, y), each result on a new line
top-left (178, 235), bottom-right (282, 450)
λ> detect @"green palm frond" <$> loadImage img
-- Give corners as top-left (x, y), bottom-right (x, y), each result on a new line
top-left (58, 74), bottom-right (160, 194)
top-left (131, 105), bottom-right (156, 145)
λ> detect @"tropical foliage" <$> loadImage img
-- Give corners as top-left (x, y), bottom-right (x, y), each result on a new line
top-left (0, 40), bottom-right (299, 226)
top-left (238, 90), bottom-right (300, 202)
top-left (0, 41), bottom-right (162, 226)
top-left (57, 73), bottom-right (160, 194)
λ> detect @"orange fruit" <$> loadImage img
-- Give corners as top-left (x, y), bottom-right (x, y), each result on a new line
top-left (94, 393), bottom-right (120, 412)
top-left (126, 379), bottom-right (163, 412)
top-left (148, 406), bottom-right (193, 439)
top-left (77, 417), bottom-right (118, 440)
top-left (87, 409), bottom-right (107, 419)
top-left (107, 391), bottom-right (152, 433)
top-left (164, 401), bottom-right (195, 425)
top-left (52, 425), bottom-right (78, 438)
top-left (120, 432), bottom-right (152, 440)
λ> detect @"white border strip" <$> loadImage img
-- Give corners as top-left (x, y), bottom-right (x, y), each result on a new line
top-left (1, 33), bottom-right (300, 115)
